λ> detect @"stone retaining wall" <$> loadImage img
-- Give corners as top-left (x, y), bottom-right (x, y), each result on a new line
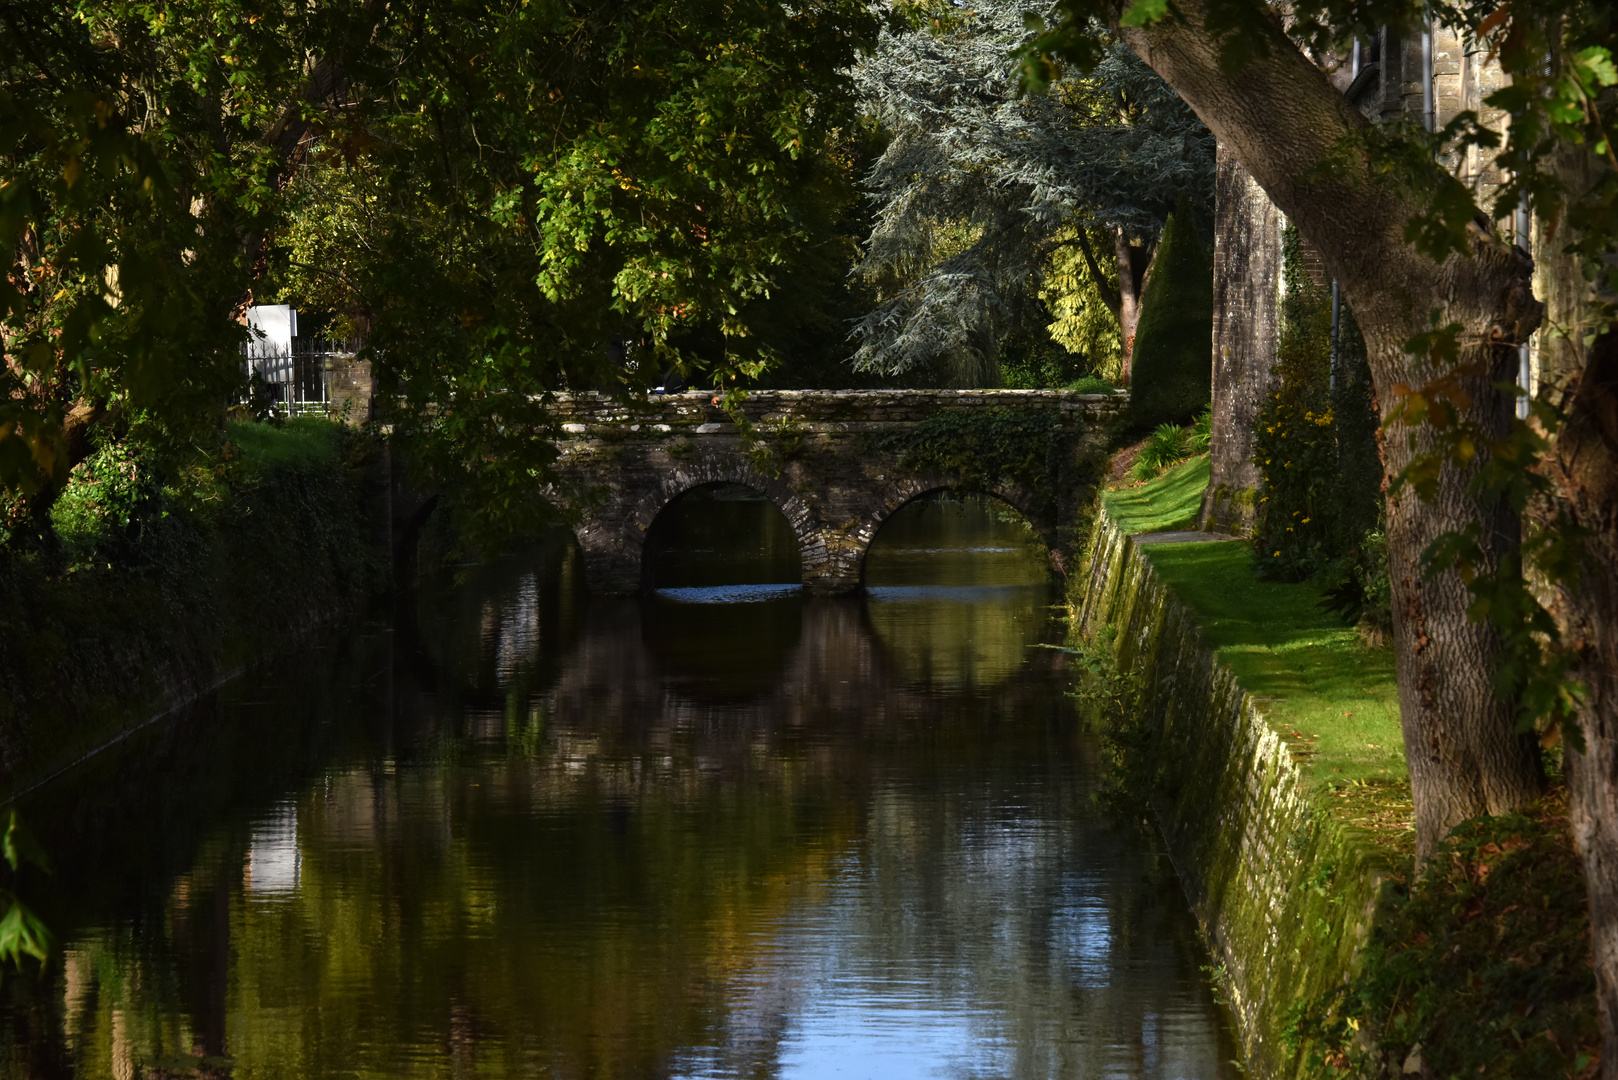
top-left (1078, 512), bottom-right (1392, 1078)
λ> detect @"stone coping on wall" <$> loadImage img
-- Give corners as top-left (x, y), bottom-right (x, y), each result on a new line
top-left (546, 389), bottom-right (1129, 435)
top-left (1078, 508), bottom-right (1396, 1079)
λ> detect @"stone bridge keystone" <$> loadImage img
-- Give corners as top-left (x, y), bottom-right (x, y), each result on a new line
top-left (545, 389), bottom-right (1127, 594)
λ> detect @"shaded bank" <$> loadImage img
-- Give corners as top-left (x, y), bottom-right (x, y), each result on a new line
top-left (0, 419), bottom-right (387, 795)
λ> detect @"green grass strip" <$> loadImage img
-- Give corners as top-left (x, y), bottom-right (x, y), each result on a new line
top-left (1100, 455), bottom-right (1209, 534)
top-left (1142, 540), bottom-right (1405, 785)
top-left (227, 416), bottom-right (341, 471)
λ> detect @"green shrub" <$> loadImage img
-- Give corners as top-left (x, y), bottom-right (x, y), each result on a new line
top-left (1297, 793), bottom-right (1598, 1079)
top-left (1066, 625), bottom-right (1152, 814)
top-left (0, 418), bottom-right (384, 787)
top-left (1251, 226), bottom-right (1384, 630)
top-left (1065, 375), bottom-right (1119, 394)
top-left (1129, 196), bottom-right (1213, 430)
top-left (1125, 408), bottom-right (1210, 482)
top-left (50, 439), bottom-right (166, 567)
top-left (1000, 328), bottom-right (1095, 389)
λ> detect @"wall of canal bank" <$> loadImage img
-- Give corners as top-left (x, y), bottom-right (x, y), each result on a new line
top-left (1076, 510), bottom-right (1395, 1079)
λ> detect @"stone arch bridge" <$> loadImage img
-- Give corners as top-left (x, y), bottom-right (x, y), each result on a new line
top-left (543, 389), bottom-right (1126, 594)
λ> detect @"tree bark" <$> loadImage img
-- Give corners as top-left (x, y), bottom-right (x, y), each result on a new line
top-left (1552, 324), bottom-right (1618, 1080)
top-left (1115, 228), bottom-right (1153, 384)
top-left (1114, 0), bottom-right (1544, 858)
top-left (1534, 140), bottom-right (1618, 1079)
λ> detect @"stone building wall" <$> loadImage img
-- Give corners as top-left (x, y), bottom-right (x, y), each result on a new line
top-left (1200, 145), bottom-right (1284, 535)
top-left (1199, 30), bottom-right (1513, 537)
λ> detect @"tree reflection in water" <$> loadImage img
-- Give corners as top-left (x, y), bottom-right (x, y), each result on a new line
top-left (3, 494), bottom-right (1241, 1080)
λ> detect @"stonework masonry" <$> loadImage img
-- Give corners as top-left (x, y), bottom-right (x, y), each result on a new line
top-left (1202, 144), bottom-right (1284, 535)
top-left (543, 389), bottom-right (1127, 594)
top-left (1080, 513), bottom-right (1393, 1078)
top-left (1199, 29), bottom-right (1512, 538)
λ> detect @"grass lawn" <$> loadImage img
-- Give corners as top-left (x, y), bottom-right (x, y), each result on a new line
top-left (227, 415), bottom-right (341, 471)
top-left (1101, 455), bottom-right (1209, 533)
top-left (1100, 455), bottom-right (1407, 791)
top-left (1142, 541), bottom-right (1405, 786)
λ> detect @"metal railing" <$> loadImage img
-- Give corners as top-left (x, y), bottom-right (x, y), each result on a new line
top-left (243, 338), bottom-right (361, 414)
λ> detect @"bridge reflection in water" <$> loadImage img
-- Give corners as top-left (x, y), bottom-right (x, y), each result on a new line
top-left (7, 495), bottom-right (1240, 1080)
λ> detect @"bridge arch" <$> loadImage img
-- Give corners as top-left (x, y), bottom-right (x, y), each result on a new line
top-left (574, 458), bottom-right (828, 594)
top-left (639, 478), bottom-right (811, 590)
top-left (852, 481), bottom-right (1056, 585)
top-left (549, 389), bottom-right (1126, 594)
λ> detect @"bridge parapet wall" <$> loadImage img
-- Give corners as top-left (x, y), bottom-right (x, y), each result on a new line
top-left (546, 389), bottom-right (1125, 431)
top-left (545, 389), bottom-right (1128, 594)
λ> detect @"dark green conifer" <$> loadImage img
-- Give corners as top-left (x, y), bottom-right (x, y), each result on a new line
top-left (1128, 197), bottom-right (1213, 429)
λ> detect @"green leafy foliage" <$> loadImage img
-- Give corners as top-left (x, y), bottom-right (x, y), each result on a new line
top-left (878, 407), bottom-right (1065, 502)
top-left (1252, 228), bottom-right (1385, 636)
top-left (286, 0), bottom-right (879, 552)
top-left (999, 331), bottom-right (1102, 389)
top-left (0, 0), bottom-right (313, 506)
top-left (46, 437), bottom-right (164, 566)
top-left (1298, 794), bottom-right (1599, 1079)
top-left (851, 8), bottom-right (1212, 384)
top-left (1128, 198), bottom-right (1212, 430)
top-left (0, 419), bottom-right (385, 779)
top-left (1065, 625), bottom-right (1153, 812)
top-left (1065, 376), bottom-right (1122, 394)
top-left (4, 0), bottom-right (881, 559)
top-left (0, 812), bottom-right (51, 979)
top-left (1126, 410), bottom-right (1210, 482)
top-left (1042, 224), bottom-right (1126, 382)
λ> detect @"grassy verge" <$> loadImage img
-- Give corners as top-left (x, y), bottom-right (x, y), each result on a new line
top-left (1142, 541), bottom-right (1403, 786)
top-left (1089, 459), bottom-right (1597, 1080)
top-left (1100, 454), bottom-right (1209, 533)
top-left (1098, 456), bottom-right (1405, 793)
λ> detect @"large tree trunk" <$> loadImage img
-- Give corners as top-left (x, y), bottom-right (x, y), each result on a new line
top-left (1553, 325), bottom-right (1618, 1079)
top-left (1534, 140), bottom-right (1618, 1077)
top-left (1115, 0), bottom-right (1544, 858)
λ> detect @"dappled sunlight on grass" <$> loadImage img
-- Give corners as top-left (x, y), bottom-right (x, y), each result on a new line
top-left (226, 416), bottom-right (341, 471)
top-left (1142, 541), bottom-right (1406, 790)
top-left (1101, 455), bottom-right (1209, 534)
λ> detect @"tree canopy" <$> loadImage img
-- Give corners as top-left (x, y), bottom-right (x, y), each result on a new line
top-left (849, 1), bottom-right (1213, 385)
top-left (2, 0), bottom-right (878, 544)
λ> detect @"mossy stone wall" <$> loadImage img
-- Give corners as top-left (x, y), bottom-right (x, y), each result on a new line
top-left (1078, 511), bottom-right (1392, 1078)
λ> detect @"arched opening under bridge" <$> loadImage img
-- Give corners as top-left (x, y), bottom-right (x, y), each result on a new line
top-left (861, 490), bottom-right (1056, 692)
top-left (641, 482), bottom-right (805, 595)
top-left (639, 482), bottom-right (805, 697)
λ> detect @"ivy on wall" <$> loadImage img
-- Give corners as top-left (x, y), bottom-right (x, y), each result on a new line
top-left (875, 407), bottom-right (1068, 509)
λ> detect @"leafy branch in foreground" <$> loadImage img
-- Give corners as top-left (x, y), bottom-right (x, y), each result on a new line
top-left (0, 812), bottom-right (50, 976)
top-left (1384, 317), bottom-right (1590, 747)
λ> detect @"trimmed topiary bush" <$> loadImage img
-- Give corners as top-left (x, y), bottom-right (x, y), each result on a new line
top-left (1129, 196), bottom-right (1212, 430)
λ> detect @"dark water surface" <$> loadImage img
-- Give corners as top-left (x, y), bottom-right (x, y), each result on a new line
top-left (6, 492), bottom-right (1242, 1079)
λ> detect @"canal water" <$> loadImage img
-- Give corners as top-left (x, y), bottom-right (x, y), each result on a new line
top-left (4, 489), bottom-right (1243, 1079)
